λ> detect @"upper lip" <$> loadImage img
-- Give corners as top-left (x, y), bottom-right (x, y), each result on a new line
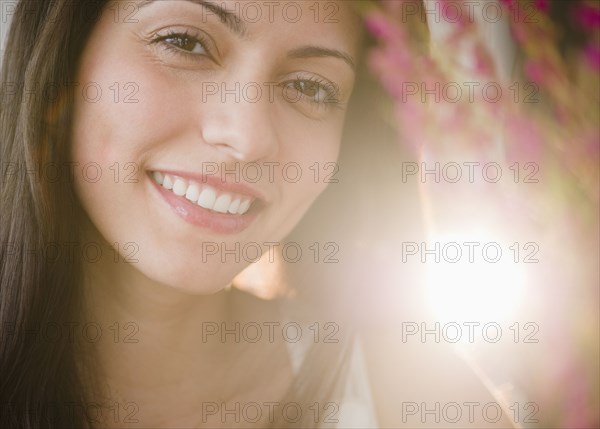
top-left (150, 169), bottom-right (270, 203)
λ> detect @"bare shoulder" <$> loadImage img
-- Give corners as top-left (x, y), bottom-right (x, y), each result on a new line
top-left (360, 329), bottom-right (516, 429)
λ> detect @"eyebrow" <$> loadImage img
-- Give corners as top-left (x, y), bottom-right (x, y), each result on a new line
top-left (137, 0), bottom-right (246, 37)
top-left (288, 46), bottom-right (356, 71)
top-left (137, 0), bottom-right (356, 71)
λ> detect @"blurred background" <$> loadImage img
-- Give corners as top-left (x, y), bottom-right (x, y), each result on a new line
top-left (355, 0), bottom-right (599, 427)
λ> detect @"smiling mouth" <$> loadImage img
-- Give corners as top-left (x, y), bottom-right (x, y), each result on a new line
top-left (150, 171), bottom-right (256, 215)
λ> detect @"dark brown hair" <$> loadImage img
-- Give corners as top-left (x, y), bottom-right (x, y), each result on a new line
top-left (0, 1), bottom-right (412, 428)
top-left (0, 1), bottom-right (111, 428)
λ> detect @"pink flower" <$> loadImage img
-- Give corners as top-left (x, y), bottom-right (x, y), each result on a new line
top-left (524, 60), bottom-right (549, 85)
top-left (573, 3), bottom-right (600, 29)
top-left (584, 43), bottom-right (600, 71)
top-left (498, 0), bottom-right (515, 9)
top-left (472, 45), bottom-right (496, 77)
top-left (534, 0), bottom-right (550, 12)
top-left (504, 113), bottom-right (543, 162)
top-left (439, 0), bottom-right (468, 28)
top-left (365, 13), bottom-right (400, 42)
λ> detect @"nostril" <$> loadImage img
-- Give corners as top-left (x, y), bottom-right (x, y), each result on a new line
top-left (210, 142), bottom-right (247, 161)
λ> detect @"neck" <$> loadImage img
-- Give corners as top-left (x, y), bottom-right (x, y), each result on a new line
top-left (75, 221), bottom-right (293, 427)
top-left (79, 214), bottom-right (232, 342)
top-left (78, 226), bottom-right (233, 405)
top-left (82, 248), bottom-right (231, 329)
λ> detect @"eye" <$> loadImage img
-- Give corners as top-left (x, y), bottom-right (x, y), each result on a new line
top-left (293, 80), bottom-right (326, 101)
top-left (283, 77), bottom-right (341, 108)
top-left (162, 32), bottom-right (206, 54)
top-left (151, 30), bottom-right (215, 61)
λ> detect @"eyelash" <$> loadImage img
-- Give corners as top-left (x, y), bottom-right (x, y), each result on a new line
top-left (151, 31), bottom-right (342, 109)
top-left (283, 76), bottom-right (342, 109)
top-left (151, 30), bottom-right (212, 60)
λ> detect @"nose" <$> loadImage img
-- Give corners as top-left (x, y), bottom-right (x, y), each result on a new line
top-left (199, 80), bottom-right (279, 162)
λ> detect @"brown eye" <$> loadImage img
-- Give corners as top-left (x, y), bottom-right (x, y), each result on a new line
top-left (162, 34), bottom-right (207, 55)
top-left (284, 78), bottom-right (340, 106)
top-left (153, 32), bottom-right (210, 57)
top-left (294, 81), bottom-right (321, 98)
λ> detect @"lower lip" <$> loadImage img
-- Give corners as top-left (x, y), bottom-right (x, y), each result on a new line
top-left (149, 175), bottom-right (259, 234)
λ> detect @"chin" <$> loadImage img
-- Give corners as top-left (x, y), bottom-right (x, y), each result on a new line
top-left (140, 255), bottom-right (244, 296)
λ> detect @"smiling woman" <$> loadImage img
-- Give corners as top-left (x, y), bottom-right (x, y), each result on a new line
top-left (0, 1), bottom-right (517, 429)
top-left (70, 0), bottom-right (362, 298)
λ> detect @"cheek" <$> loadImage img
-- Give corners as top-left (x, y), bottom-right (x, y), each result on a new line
top-left (272, 119), bottom-right (344, 234)
top-left (70, 27), bottom-right (206, 214)
top-left (69, 10), bottom-right (201, 169)
top-left (69, 40), bottom-right (241, 292)
top-left (71, 64), bottom-right (187, 167)
top-left (69, 56), bottom-right (174, 235)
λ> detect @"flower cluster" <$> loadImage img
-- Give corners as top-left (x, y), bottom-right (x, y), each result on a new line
top-left (363, 1), bottom-right (599, 427)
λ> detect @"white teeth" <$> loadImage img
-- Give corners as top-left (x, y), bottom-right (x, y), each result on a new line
top-left (197, 187), bottom-right (217, 210)
top-left (238, 199), bottom-right (251, 215)
top-left (162, 175), bottom-right (174, 190)
top-left (153, 171), bottom-right (165, 185)
top-left (152, 172), bottom-right (255, 215)
top-left (213, 194), bottom-right (232, 213)
top-left (172, 179), bottom-right (187, 196)
top-left (185, 184), bottom-right (200, 202)
top-left (228, 199), bottom-right (241, 214)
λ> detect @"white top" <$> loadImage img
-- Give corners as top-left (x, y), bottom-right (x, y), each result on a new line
top-left (284, 329), bottom-right (379, 428)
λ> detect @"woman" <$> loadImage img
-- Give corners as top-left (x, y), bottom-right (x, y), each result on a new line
top-left (1, 1), bottom-right (516, 428)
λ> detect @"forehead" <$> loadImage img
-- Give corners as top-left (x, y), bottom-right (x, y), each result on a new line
top-left (133, 0), bottom-right (363, 51)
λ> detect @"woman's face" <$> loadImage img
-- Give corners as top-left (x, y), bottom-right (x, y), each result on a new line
top-left (71, 0), bottom-right (360, 293)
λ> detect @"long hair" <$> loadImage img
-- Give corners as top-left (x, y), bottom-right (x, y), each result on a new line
top-left (1, 1), bottom-right (106, 427)
top-left (0, 1), bottom-right (413, 428)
